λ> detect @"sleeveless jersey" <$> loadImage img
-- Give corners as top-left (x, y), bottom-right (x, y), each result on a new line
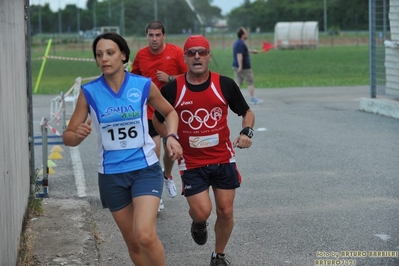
top-left (82, 72), bottom-right (158, 174)
top-left (174, 72), bottom-right (236, 170)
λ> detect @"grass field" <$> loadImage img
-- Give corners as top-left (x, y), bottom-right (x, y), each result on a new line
top-left (31, 33), bottom-right (369, 94)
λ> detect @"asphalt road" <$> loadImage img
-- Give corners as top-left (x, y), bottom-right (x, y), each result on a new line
top-left (32, 86), bottom-right (399, 266)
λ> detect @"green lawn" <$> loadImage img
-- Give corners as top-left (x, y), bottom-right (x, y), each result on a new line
top-left (31, 40), bottom-right (369, 94)
top-left (209, 45), bottom-right (369, 88)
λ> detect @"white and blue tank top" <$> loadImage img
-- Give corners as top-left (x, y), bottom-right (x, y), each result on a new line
top-left (82, 72), bottom-right (158, 174)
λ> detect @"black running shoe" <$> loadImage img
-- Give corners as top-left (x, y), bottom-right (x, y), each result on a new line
top-left (190, 221), bottom-right (208, 245)
top-left (210, 253), bottom-right (231, 266)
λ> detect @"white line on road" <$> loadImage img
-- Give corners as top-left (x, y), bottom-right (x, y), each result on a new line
top-left (70, 146), bottom-right (87, 197)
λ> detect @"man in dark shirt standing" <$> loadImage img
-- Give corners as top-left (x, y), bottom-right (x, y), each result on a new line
top-left (233, 27), bottom-right (263, 105)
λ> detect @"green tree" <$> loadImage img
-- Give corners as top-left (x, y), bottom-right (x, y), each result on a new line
top-left (30, 0), bottom-right (225, 35)
top-left (30, 0), bottom-right (369, 36)
top-left (62, 5), bottom-right (81, 33)
top-left (30, 4), bottom-right (57, 34)
top-left (193, 0), bottom-right (224, 27)
top-left (227, 0), bottom-right (369, 33)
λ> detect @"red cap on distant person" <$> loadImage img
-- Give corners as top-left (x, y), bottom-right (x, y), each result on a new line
top-left (184, 35), bottom-right (210, 52)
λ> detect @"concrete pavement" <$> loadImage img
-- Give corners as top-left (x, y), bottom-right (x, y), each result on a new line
top-left (29, 87), bottom-right (399, 266)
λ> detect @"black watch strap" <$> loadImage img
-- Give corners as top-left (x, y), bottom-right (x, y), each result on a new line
top-left (240, 127), bottom-right (254, 138)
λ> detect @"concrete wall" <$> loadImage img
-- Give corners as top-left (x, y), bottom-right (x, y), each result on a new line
top-left (0, 0), bottom-right (32, 265)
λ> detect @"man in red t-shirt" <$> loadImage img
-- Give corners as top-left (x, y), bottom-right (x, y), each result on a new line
top-left (153, 35), bottom-right (255, 266)
top-left (131, 21), bottom-right (187, 210)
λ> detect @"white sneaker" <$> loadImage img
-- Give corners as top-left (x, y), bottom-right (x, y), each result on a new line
top-left (164, 176), bottom-right (177, 198)
top-left (158, 198), bottom-right (164, 212)
top-left (249, 97), bottom-right (263, 105)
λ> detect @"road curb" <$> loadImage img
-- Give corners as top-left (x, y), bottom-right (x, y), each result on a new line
top-left (359, 97), bottom-right (399, 119)
top-left (30, 198), bottom-right (100, 265)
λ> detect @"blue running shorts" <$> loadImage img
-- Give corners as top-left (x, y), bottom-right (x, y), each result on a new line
top-left (98, 162), bottom-right (163, 212)
top-left (181, 163), bottom-right (242, 197)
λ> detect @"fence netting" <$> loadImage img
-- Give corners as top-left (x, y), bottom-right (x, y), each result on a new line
top-left (371, 0), bottom-right (399, 98)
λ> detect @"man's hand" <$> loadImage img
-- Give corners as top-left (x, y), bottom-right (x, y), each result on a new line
top-left (233, 134), bottom-right (252, 149)
top-left (156, 70), bottom-right (168, 83)
top-left (165, 137), bottom-right (183, 160)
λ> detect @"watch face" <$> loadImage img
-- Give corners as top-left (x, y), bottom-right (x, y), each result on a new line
top-left (248, 129), bottom-right (254, 138)
top-left (169, 75), bottom-right (173, 81)
top-left (241, 127), bottom-right (253, 138)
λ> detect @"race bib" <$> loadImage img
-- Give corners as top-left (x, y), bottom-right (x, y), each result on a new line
top-left (100, 119), bottom-right (143, 150)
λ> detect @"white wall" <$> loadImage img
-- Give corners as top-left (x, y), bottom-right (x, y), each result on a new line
top-left (0, 0), bottom-right (32, 265)
top-left (385, 0), bottom-right (399, 96)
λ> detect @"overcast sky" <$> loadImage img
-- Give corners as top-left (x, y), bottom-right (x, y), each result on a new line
top-left (31, 0), bottom-right (244, 15)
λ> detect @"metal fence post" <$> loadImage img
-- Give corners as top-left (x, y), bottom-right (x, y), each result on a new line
top-left (369, 0), bottom-right (377, 98)
top-left (61, 91), bottom-right (67, 132)
top-left (40, 117), bottom-right (49, 191)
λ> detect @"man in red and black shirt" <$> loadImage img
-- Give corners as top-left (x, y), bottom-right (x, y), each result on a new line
top-left (153, 35), bottom-right (255, 266)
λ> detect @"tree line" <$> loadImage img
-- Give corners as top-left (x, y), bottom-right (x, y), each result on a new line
top-left (29, 0), bottom-right (369, 36)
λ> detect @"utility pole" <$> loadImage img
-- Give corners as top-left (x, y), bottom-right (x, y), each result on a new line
top-left (77, 0), bottom-right (80, 33)
top-left (93, 0), bottom-right (97, 29)
top-left (38, 0), bottom-right (42, 35)
top-left (154, 0), bottom-right (158, 20)
top-left (108, 0), bottom-right (112, 25)
top-left (120, 0), bottom-right (125, 36)
top-left (39, 0), bottom-right (42, 46)
top-left (324, 0), bottom-right (327, 33)
top-left (58, 0), bottom-right (62, 34)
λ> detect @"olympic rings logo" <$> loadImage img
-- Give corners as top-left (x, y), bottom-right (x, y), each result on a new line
top-left (180, 107), bottom-right (223, 130)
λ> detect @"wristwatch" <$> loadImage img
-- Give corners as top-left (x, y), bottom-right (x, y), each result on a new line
top-left (165, 133), bottom-right (179, 141)
top-left (239, 127), bottom-right (254, 138)
top-left (168, 75), bottom-right (174, 81)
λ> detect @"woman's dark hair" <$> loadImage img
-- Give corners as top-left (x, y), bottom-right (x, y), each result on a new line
top-left (92, 32), bottom-right (130, 64)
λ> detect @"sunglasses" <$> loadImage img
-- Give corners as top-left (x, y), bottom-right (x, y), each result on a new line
top-left (185, 49), bottom-right (210, 57)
